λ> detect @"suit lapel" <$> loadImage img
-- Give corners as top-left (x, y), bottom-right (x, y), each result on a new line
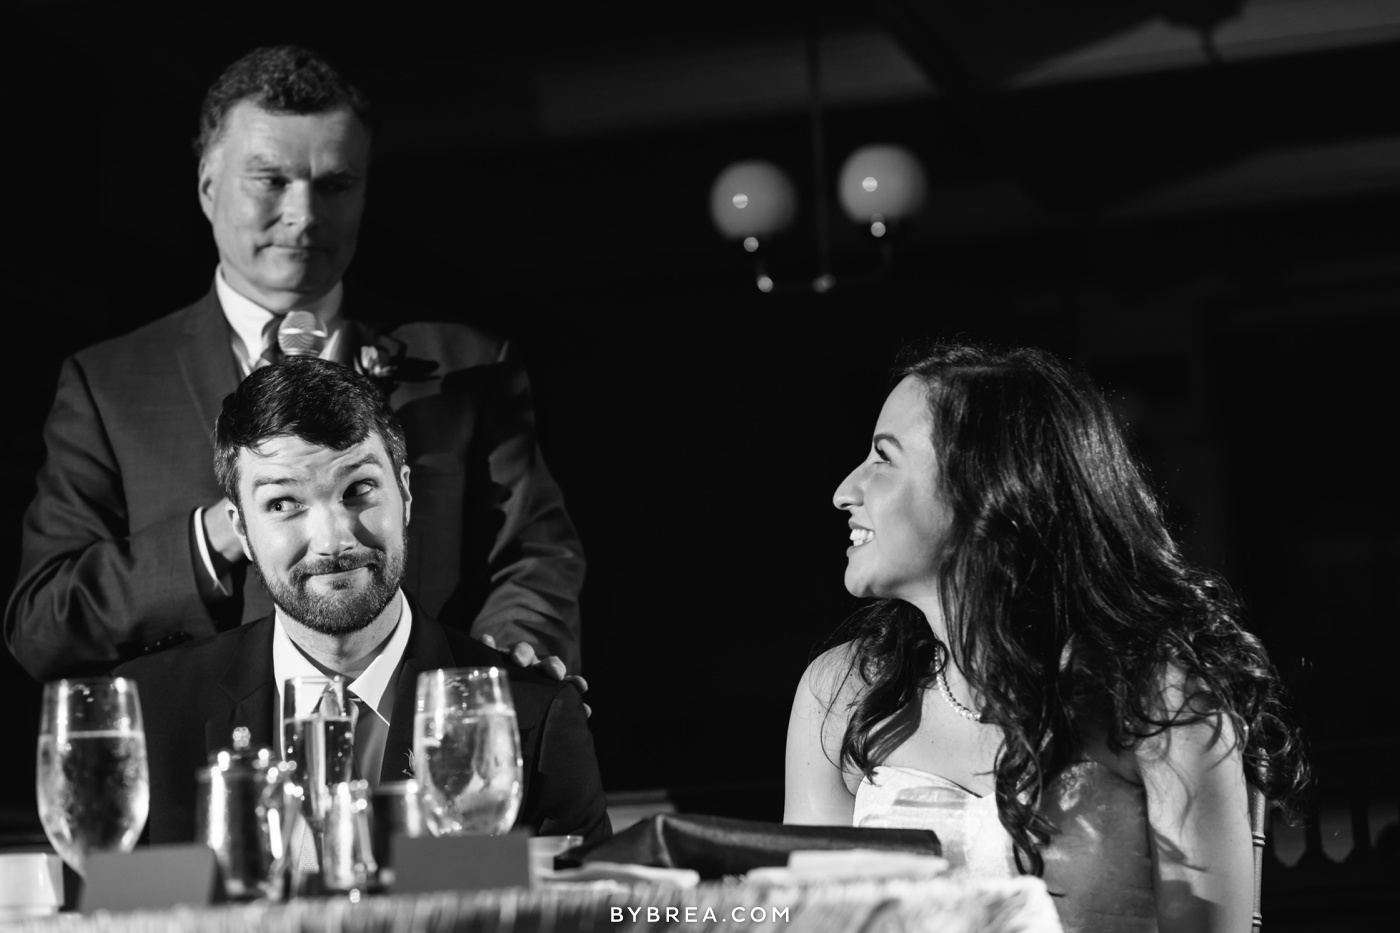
top-left (379, 613), bottom-right (459, 785)
top-left (174, 289), bottom-right (242, 442)
top-left (205, 618), bottom-right (279, 758)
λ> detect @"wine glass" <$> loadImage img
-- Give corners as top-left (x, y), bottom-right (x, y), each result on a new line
top-left (413, 668), bottom-right (522, 835)
top-left (36, 677), bottom-right (150, 876)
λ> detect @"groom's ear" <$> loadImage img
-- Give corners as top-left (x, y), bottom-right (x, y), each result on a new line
top-left (226, 502), bottom-right (250, 550)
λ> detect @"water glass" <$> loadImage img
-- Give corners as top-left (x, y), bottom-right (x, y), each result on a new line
top-left (36, 678), bottom-right (150, 876)
top-left (413, 668), bottom-right (522, 836)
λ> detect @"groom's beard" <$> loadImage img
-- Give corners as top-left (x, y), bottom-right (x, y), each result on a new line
top-left (249, 541), bottom-right (407, 635)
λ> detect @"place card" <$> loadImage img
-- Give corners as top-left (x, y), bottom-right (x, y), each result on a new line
top-left (391, 832), bottom-right (531, 894)
top-left (81, 845), bottom-right (219, 913)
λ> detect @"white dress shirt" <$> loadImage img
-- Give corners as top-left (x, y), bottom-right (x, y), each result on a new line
top-left (271, 592), bottom-right (413, 791)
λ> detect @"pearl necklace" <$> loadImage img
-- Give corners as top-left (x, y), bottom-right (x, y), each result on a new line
top-left (936, 665), bottom-right (983, 723)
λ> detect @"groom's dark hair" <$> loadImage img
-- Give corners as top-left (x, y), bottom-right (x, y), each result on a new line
top-left (196, 45), bottom-right (371, 159)
top-left (214, 358), bottom-right (407, 508)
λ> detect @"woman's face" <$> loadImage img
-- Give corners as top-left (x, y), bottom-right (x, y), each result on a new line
top-left (833, 376), bottom-right (950, 602)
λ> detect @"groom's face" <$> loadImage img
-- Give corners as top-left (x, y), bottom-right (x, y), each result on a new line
top-left (228, 433), bottom-right (410, 635)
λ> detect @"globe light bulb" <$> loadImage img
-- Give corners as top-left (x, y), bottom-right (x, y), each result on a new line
top-left (837, 145), bottom-right (926, 223)
top-left (710, 161), bottom-right (798, 239)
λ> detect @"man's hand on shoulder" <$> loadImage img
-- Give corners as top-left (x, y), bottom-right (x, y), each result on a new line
top-left (479, 633), bottom-right (591, 717)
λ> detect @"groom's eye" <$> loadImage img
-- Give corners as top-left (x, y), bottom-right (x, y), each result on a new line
top-left (346, 480), bottom-right (376, 500)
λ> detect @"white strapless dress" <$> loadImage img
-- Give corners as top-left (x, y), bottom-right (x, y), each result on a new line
top-left (854, 762), bottom-right (1157, 933)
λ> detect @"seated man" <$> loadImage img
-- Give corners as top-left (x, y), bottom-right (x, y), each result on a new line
top-left (114, 358), bottom-right (609, 844)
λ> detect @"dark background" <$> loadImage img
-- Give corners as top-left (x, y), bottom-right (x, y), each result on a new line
top-left (2, 0), bottom-right (1397, 860)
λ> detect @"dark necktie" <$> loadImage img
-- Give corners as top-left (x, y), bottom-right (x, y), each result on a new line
top-left (351, 696), bottom-right (372, 782)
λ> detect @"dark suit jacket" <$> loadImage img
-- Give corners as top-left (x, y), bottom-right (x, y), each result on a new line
top-left (6, 287), bottom-right (584, 680)
top-left (112, 604), bottom-right (611, 845)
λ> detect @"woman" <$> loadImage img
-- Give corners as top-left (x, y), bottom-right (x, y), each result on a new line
top-left (785, 345), bottom-right (1305, 933)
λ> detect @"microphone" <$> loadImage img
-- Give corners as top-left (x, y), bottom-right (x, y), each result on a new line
top-left (277, 310), bottom-right (329, 358)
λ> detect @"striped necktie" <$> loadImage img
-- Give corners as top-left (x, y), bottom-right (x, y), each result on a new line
top-left (254, 316), bottom-right (282, 370)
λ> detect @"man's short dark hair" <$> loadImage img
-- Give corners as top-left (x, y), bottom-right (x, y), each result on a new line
top-left (196, 45), bottom-right (371, 159)
top-left (215, 358), bottom-right (407, 507)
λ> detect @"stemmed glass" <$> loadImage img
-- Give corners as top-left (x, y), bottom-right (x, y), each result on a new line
top-left (281, 676), bottom-right (355, 841)
top-left (36, 677), bottom-right (150, 876)
top-left (413, 668), bottom-right (522, 835)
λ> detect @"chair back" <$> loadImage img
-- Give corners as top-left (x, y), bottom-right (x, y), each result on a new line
top-left (1250, 783), bottom-right (1266, 931)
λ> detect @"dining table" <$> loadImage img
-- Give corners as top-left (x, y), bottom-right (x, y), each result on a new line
top-left (4, 871), bottom-right (1062, 933)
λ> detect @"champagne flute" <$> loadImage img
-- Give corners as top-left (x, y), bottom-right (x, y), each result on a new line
top-left (36, 678), bottom-right (150, 876)
top-left (413, 668), bottom-right (522, 835)
top-left (281, 676), bottom-right (355, 833)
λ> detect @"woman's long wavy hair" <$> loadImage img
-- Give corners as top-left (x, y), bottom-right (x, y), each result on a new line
top-left (833, 344), bottom-right (1307, 876)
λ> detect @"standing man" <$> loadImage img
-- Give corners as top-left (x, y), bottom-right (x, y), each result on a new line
top-left (6, 46), bottom-right (584, 681)
top-left (114, 358), bottom-right (608, 843)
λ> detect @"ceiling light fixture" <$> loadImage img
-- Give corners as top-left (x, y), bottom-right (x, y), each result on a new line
top-left (709, 24), bottom-right (926, 294)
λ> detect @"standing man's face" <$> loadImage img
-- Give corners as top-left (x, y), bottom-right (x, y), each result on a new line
top-left (199, 102), bottom-right (369, 312)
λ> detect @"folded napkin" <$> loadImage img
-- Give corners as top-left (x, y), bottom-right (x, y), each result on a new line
top-left (559, 813), bottom-right (941, 880)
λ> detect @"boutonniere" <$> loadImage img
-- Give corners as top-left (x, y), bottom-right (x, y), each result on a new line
top-left (353, 334), bottom-right (439, 391)
top-left (404, 748), bottom-right (416, 779)
top-left (357, 344), bottom-right (397, 380)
